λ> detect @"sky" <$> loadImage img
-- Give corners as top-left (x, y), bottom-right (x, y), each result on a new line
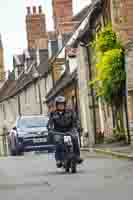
top-left (0, 0), bottom-right (91, 70)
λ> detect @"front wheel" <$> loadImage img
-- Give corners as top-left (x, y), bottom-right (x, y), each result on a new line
top-left (71, 160), bottom-right (77, 173)
top-left (10, 149), bottom-right (17, 156)
top-left (65, 160), bottom-right (70, 173)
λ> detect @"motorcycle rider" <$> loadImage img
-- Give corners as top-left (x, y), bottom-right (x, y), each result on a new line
top-left (47, 96), bottom-right (83, 167)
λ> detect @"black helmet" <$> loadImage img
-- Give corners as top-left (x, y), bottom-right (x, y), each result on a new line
top-left (55, 96), bottom-right (66, 105)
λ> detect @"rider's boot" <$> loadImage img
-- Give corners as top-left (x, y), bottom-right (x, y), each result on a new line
top-left (76, 156), bottom-right (83, 164)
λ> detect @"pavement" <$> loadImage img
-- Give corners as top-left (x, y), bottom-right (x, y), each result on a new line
top-left (81, 142), bottom-right (133, 160)
top-left (0, 152), bottom-right (133, 199)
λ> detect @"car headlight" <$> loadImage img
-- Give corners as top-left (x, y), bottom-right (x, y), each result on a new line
top-left (18, 137), bottom-right (24, 142)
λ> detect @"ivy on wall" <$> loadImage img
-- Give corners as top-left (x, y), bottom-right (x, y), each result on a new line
top-left (91, 25), bottom-right (125, 105)
top-left (90, 25), bottom-right (126, 141)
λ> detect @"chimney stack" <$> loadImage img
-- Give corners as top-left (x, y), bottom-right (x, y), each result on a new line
top-left (39, 6), bottom-right (42, 14)
top-left (33, 6), bottom-right (36, 14)
top-left (27, 7), bottom-right (31, 15)
top-left (26, 5), bottom-right (47, 49)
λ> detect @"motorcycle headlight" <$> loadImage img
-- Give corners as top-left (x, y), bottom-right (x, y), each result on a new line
top-left (64, 136), bottom-right (72, 143)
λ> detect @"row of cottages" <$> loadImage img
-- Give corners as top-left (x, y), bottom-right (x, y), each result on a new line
top-left (0, 49), bottom-right (53, 155)
top-left (46, 0), bottom-right (133, 146)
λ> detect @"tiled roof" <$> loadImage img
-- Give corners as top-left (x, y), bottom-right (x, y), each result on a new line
top-left (73, 5), bottom-right (91, 22)
top-left (67, 0), bottom-right (102, 47)
top-left (0, 80), bottom-right (17, 102)
top-left (13, 54), bottom-right (24, 66)
top-left (0, 50), bottom-right (49, 102)
top-left (13, 49), bottom-right (36, 67)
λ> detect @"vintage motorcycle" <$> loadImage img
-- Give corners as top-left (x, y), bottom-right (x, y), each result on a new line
top-left (52, 131), bottom-right (78, 173)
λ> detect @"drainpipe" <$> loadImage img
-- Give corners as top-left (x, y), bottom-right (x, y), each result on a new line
top-left (124, 53), bottom-right (131, 144)
top-left (18, 95), bottom-right (21, 116)
top-left (124, 90), bottom-right (131, 144)
top-left (74, 79), bottom-right (82, 147)
top-left (74, 80), bottom-right (78, 113)
top-left (86, 45), bottom-right (97, 144)
top-left (38, 79), bottom-right (43, 115)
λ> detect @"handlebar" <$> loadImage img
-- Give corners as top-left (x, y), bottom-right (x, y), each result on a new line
top-left (49, 130), bottom-right (72, 136)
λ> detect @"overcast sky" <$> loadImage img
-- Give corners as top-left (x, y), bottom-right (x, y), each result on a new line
top-left (0, 0), bottom-right (91, 70)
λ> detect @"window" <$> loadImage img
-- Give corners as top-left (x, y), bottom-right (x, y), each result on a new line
top-left (34, 84), bottom-right (37, 103)
top-left (24, 89), bottom-right (28, 104)
top-left (35, 83), bottom-right (40, 104)
top-left (96, 23), bottom-right (102, 36)
top-left (44, 77), bottom-right (47, 92)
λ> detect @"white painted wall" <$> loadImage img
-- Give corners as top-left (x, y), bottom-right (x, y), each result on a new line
top-left (77, 45), bottom-right (95, 148)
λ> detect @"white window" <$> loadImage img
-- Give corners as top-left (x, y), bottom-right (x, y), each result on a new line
top-left (48, 41), bottom-right (52, 58)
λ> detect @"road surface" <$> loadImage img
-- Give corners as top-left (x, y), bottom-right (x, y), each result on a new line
top-left (0, 152), bottom-right (133, 199)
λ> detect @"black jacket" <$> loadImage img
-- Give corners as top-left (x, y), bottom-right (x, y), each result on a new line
top-left (47, 109), bottom-right (78, 132)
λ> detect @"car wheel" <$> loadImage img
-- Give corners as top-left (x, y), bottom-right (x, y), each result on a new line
top-left (17, 150), bottom-right (24, 156)
top-left (10, 149), bottom-right (17, 156)
top-left (8, 142), bottom-right (17, 156)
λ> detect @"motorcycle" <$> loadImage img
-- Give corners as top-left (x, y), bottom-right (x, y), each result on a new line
top-left (52, 131), bottom-right (77, 173)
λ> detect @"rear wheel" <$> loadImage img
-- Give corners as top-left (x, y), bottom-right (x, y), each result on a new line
top-left (71, 160), bottom-right (77, 173)
top-left (65, 165), bottom-right (70, 173)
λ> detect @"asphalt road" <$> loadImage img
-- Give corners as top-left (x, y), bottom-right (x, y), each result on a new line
top-left (0, 152), bottom-right (133, 200)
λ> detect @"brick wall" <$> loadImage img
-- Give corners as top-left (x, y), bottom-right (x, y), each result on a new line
top-left (53, 0), bottom-right (73, 18)
top-left (52, 0), bottom-right (76, 34)
top-left (111, 0), bottom-right (133, 43)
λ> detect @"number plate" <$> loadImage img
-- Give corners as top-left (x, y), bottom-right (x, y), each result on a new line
top-left (33, 138), bottom-right (47, 143)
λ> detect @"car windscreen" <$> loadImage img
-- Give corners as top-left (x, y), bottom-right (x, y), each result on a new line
top-left (17, 117), bottom-right (48, 129)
